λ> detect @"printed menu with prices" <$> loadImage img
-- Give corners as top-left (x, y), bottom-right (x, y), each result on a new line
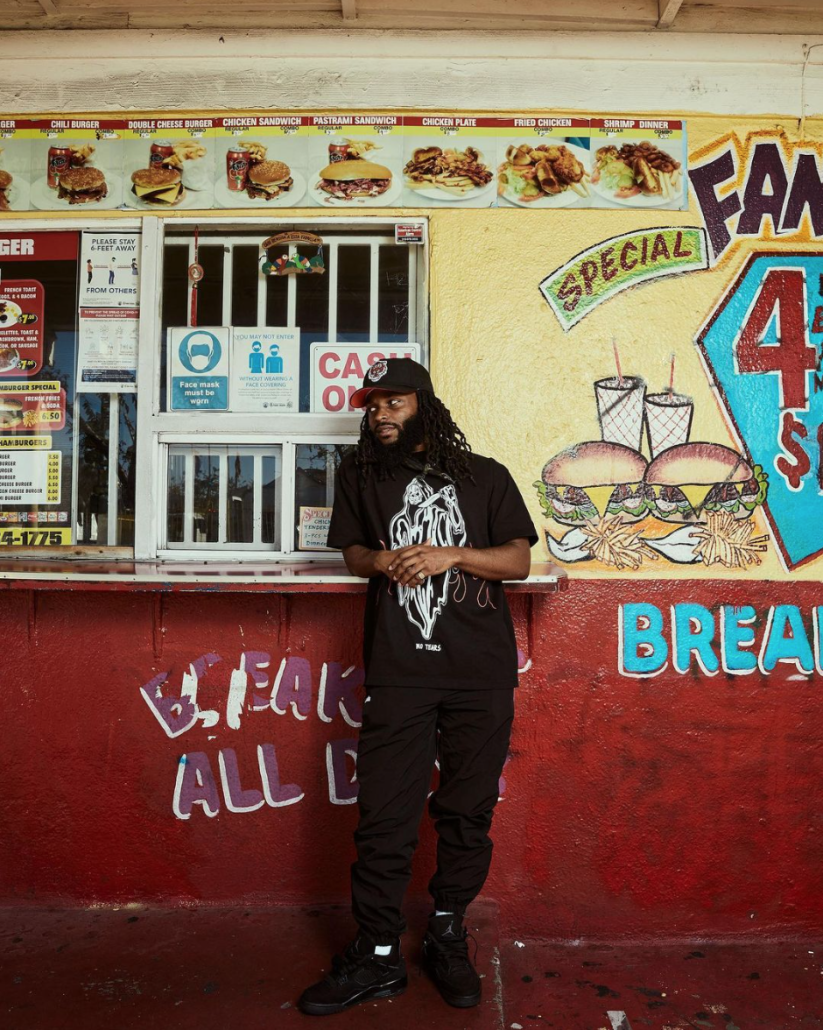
top-left (0, 119), bottom-right (33, 212)
top-left (123, 118), bottom-right (215, 211)
top-left (0, 280), bottom-right (45, 375)
top-left (0, 381), bottom-right (65, 431)
top-left (28, 118), bottom-right (125, 212)
top-left (0, 437), bottom-right (61, 505)
top-left (308, 113), bottom-right (403, 208)
top-left (214, 115), bottom-right (308, 209)
top-left (589, 118), bottom-right (687, 210)
top-left (496, 116), bottom-right (591, 210)
top-left (402, 115), bottom-right (498, 208)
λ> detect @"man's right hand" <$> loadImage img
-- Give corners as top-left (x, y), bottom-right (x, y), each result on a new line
top-left (341, 544), bottom-right (397, 579)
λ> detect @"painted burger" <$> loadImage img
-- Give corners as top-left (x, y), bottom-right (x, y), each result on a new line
top-left (535, 441), bottom-right (649, 526)
top-left (644, 441), bottom-right (768, 523)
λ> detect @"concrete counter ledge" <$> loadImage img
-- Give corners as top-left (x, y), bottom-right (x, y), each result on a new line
top-left (0, 561), bottom-right (567, 593)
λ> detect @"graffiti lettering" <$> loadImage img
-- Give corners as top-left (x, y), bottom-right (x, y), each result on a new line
top-left (141, 652), bottom-right (364, 737)
top-left (619, 603), bottom-right (823, 677)
top-left (172, 743), bottom-right (306, 819)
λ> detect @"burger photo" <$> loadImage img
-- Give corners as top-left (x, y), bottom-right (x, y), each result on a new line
top-left (0, 397), bottom-right (23, 429)
top-left (644, 442), bottom-right (768, 523)
top-left (317, 159), bottom-right (392, 200)
top-left (57, 167), bottom-right (108, 205)
top-left (246, 160), bottom-right (293, 201)
top-left (0, 169), bottom-right (12, 211)
top-left (131, 167), bottom-right (184, 206)
top-left (535, 441), bottom-right (649, 525)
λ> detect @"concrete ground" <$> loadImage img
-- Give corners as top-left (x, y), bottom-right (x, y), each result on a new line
top-left (1, 901), bottom-right (821, 1029)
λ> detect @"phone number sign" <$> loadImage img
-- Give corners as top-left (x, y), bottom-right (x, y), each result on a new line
top-left (697, 252), bottom-right (823, 570)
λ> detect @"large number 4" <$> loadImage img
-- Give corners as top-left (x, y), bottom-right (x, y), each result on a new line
top-left (736, 268), bottom-right (816, 410)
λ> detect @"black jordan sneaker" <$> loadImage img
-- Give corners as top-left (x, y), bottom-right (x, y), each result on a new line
top-left (422, 914), bottom-right (482, 1008)
top-left (298, 935), bottom-right (407, 1016)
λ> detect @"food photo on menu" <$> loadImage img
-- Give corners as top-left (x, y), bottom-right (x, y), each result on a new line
top-left (213, 132), bottom-right (308, 208)
top-left (29, 123), bottom-right (124, 211)
top-left (0, 125), bottom-right (32, 212)
top-left (401, 118), bottom-right (497, 207)
top-left (589, 119), bottom-right (687, 209)
top-left (123, 132), bottom-right (214, 209)
top-left (308, 132), bottom-right (403, 206)
top-left (496, 129), bottom-right (591, 208)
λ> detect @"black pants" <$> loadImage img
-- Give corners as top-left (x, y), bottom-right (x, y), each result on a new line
top-left (351, 684), bottom-right (515, 943)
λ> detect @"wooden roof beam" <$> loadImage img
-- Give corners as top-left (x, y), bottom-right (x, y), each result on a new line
top-left (341, 0), bottom-right (357, 21)
top-left (658, 0), bottom-right (684, 28)
top-left (37, 0), bottom-right (59, 13)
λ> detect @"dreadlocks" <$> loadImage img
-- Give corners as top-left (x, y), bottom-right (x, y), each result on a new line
top-left (355, 390), bottom-right (474, 485)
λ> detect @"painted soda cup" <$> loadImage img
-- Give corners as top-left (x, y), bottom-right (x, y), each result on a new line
top-left (644, 392), bottom-right (694, 457)
top-left (594, 376), bottom-right (646, 451)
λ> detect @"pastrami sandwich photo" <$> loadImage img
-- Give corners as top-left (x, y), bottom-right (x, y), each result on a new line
top-left (316, 159), bottom-right (392, 200)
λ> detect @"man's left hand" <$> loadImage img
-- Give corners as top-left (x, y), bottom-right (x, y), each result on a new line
top-left (388, 540), bottom-right (457, 586)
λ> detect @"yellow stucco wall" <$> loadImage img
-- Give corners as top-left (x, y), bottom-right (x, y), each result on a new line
top-left (4, 110), bottom-right (821, 577)
top-left (429, 114), bottom-right (823, 581)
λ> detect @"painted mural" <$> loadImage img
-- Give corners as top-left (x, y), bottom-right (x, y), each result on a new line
top-left (535, 127), bottom-right (823, 576)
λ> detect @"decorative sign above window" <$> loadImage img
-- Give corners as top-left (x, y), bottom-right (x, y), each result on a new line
top-left (260, 231), bottom-right (326, 277)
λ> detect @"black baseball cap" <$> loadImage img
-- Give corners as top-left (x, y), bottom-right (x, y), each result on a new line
top-left (350, 357), bottom-right (434, 408)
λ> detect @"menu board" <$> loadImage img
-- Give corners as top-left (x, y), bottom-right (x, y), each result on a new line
top-left (28, 118), bottom-right (125, 212)
top-left (0, 114), bottom-right (689, 211)
top-left (122, 117), bottom-right (215, 211)
top-left (402, 115), bottom-right (498, 208)
top-left (0, 230), bottom-right (78, 545)
top-left (307, 113), bottom-right (404, 208)
top-left (213, 115), bottom-right (308, 209)
top-left (589, 118), bottom-right (687, 210)
top-left (0, 119), bottom-right (32, 212)
top-left (0, 280), bottom-right (44, 375)
top-left (495, 115), bottom-right (591, 210)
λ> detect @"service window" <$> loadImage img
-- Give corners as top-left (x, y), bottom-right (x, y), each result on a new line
top-left (134, 217), bottom-right (428, 560)
top-left (0, 227), bottom-right (139, 556)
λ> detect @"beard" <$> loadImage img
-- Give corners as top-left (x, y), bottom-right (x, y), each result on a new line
top-left (371, 410), bottom-right (427, 473)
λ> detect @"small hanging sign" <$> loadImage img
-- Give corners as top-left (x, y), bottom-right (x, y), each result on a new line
top-left (260, 231), bottom-right (326, 277)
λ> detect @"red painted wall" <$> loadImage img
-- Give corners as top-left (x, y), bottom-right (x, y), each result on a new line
top-left (2, 583), bottom-right (821, 942)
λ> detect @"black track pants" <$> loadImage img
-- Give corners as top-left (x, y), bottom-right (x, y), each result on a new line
top-left (351, 684), bottom-right (515, 943)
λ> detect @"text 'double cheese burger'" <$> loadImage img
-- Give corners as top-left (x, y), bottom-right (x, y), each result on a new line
top-left (131, 167), bottom-right (184, 206)
top-left (246, 160), bottom-right (293, 201)
top-left (57, 167), bottom-right (108, 205)
top-left (536, 441), bottom-right (649, 525)
top-left (644, 442), bottom-right (768, 523)
top-left (317, 159), bottom-right (392, 200)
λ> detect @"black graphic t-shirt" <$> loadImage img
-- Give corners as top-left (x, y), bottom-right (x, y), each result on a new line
top-left (328, 451), bottom-right (538, 689)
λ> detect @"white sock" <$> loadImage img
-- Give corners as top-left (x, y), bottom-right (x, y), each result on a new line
top-left (434, 910), bottom-right (454, 917)
top-left (374, 944), bottom-right (392, 956)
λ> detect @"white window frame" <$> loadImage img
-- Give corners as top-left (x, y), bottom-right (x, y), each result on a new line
top-left (135, 215), bottom-right (429, 562)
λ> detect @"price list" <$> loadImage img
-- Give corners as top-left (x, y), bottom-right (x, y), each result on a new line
top-left (0, 449), bottom-right (61, 504)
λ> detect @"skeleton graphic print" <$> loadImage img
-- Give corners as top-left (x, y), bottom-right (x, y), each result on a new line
top-left (389, 476), bottom-right (468, 640)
